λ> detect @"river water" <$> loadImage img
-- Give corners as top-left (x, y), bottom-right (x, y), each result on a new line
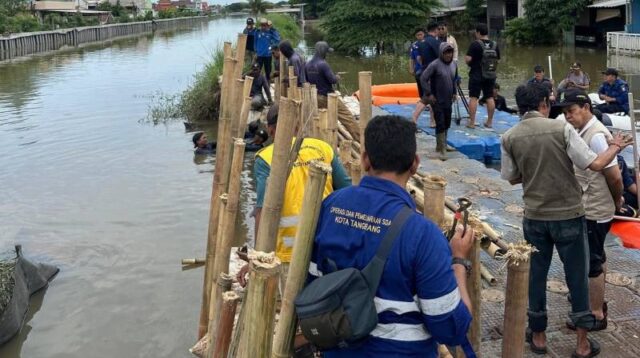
top-left (0, 17), bottom-right (632, 357)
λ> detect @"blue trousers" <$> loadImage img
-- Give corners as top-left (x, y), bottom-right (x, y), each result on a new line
top-left (523, 216), bottom-right (595, 332)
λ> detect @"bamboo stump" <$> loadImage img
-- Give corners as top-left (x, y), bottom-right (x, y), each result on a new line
top-left (327, 93), bottom-right (339, 149)
top-left (340, 140), bottom-right (353, 167)
top-left (272, 162), bottom-right (331, 358)
top-left (501, 242), bottom-right (534, 358)
top-left (255, 98), bottom-right (301, 253)
top-left (318, 109), bottom-right (328, 142)
top-left (423, 175), bottom-right (447, 227)
top-left (238, 252), bottom-right (281, 358)
top-left (358, 71), bottom-right (372, 155)
top-left (212, 291), bottom-right (240, 358)
top-left (351, 160), bottom-right (362, 185)
top-left (457, 236), bottom-right (482, 358)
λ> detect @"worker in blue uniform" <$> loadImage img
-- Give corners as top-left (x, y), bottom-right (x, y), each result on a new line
top-left (597, 68), bottom-right (629, 114)
top-left (254, 18), bottom-right (278, 81)
top-left (309, 115), bottom-right (475, 358)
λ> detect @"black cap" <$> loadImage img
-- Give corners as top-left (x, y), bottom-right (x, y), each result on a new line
top-left (559, 90), bottom-right (592, 107)
top-left (534, 65), bottom-right (544, 73)
top-left (246, 17), bottom-right (254, 24)
top-left (255, 129), bottom-right (268, 141)
top-left (602, 68), bottom-right (619, 76)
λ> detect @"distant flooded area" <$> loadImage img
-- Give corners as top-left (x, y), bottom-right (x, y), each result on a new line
top-left (1, 16), bottom-right (638, 357)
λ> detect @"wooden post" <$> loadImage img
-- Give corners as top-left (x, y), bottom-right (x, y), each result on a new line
top-left (255, 98), bottom-right (301, 253)
top-left (501, 243), bottom-right (534, 358)
top-left (628, 93), bottom-right (640, 208)
top-left (358, 71), bottom-right (372, 155)
top-left (327, 93), bottom-right (339, 149)
top-left (237, 96), bottom-right (253, 139)
top-left (318, 109), bottom-right (328, 141)
top-left (272, 162), bottom-right (331, 358)
top-left (212, 291), bottom-right (240, 358)
top-left (205, 273), bottom-right (233, 358)
top-left (229, 79), bottom-right (245, 148)
top-left (233, 33), bottom-right (248, 81)
top-left (310, 84), bottom-right (319, 118)
top-left (238, 252), bottom-right (281, 358)
top-left (198, 43), bottom-right (235, 338)
top-left (301, 83), bottom-right (312, 136)
top-left (465, 237), bottom-right (482, 357)
top-left (279, 54), bottom-right (287, 99)
top-left (351, 160), bottom-right (362, 185)
top-left (422, 175), bottom-right (447, 228)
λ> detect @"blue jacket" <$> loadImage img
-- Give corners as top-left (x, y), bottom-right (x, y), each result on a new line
top-left (599, 78), bottom-right (629, 113)
top-left (254, 29), bottom-right (276, 57)
top-left (309, 176), bottom-right (473, 358)
top-left (410, 40), bottom-right (422, 73)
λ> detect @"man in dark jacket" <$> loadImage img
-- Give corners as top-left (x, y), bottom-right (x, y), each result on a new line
top-left (279, 40), bottom-right (306, 87)
top-left (413, 42), bottom-right (458, 161)
top-left (247, 63), bottom-right (272, 110)
top-left (305, 41), bottom-right (360, 142)
top-left (243, 18), bottom-right (256, 61)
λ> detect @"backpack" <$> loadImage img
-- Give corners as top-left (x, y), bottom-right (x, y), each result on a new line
top-left (294, 207), bottom-right (413, 350)
top-left (479, 40), bottom-right (499, 80)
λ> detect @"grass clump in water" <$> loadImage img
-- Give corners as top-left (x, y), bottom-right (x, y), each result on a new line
top-left (179, 49), bottom-right (224, 122)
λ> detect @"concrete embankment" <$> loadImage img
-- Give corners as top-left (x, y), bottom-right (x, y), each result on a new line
top-left (0, 16), bottom-right (209, 61)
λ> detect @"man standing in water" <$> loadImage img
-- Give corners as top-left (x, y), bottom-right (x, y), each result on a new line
top-left (501, 83), bottom-right (632, 358)
top-left (414, 43), bottom-right (458, 161)
top-left (465, 23), bottom-right (499, 128)
top-left (561, 91), bottom-right (623, 333)
top-left (528, 65), bottom-right (556, 102)
top-left (306, 41), bottom-right (360, 142)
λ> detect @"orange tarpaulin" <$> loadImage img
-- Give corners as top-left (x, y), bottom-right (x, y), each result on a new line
top-left (610, 221), bottom-right (640, 249)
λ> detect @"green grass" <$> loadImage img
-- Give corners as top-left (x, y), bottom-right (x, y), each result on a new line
top-left (267, 13), bottom-right (302, 45)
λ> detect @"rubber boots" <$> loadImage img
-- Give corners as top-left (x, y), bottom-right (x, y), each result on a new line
top-left (445, 132), bottom-right (455, 152)
top-left (437, 133), bottom-right (447, 161)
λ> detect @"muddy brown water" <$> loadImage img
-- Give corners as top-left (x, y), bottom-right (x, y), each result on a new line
top-left (0, 17), bottom-right (635, 357)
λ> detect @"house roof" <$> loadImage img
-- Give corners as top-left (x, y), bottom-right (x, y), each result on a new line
top-left (588, 0), bottom-right (626, 8)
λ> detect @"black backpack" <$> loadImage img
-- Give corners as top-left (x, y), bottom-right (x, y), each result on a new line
top-left (479, 40), bottom-right (499, 80)
top-left (294, 207), bottom-right (413, 350)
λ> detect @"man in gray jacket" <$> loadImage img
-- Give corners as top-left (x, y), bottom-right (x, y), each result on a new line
top-left (413, 42), bottom-right (458, 161)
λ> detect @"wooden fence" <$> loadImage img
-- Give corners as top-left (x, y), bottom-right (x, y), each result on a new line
top-left (0, 17), bottom-right (208, 61)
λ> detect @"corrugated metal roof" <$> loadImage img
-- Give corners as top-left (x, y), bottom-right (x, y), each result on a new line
top-left (588, 0), bottom-right (626, 8)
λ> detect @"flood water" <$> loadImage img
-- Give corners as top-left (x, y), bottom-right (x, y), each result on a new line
top-left (0, 17), bottom-right (636, 357)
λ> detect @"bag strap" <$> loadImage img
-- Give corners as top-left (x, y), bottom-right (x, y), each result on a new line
top-left (361, 206), bottom-right (413, 294)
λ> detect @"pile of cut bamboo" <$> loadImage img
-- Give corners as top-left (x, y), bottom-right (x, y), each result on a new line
top-left (191, 36), bottom-right (532, 358)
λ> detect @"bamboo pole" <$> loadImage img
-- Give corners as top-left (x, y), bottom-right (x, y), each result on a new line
top-left (423, 175), bottom-right (447, 227)
top-left (501, 243), bottom-right (534, 358)
top-left (480, 237), bottom-right (506, 258)
top-left (340, 140), bottom-right (353, 166)
top-left (272, 162), bottom-right (331, 358)
top-left (327, 93), bottom-right (339, 149)
top-left (229, 79), bottom-right (245, 148)
top-left (227, 293), bottom-right (247, 358)
top-left (318, 109), bottom-right (328, 142)
top-left (212, 291), bottom-right (240, 358)
top-left (233, 33), bottom-right (248, 82)
top-left (288, 66), bottom-right (297, 100)
top-left (310, 84), bottom-right (319, 118)
top-left (198, 44), bottom-right (236, 338)
top-left (301, 83), bottom-right (312, 137)
top-left (279, 54), bottom-right (287, 99)
top-left (238, 252), bottom-right (281, 358)
top-left (351, 160), bottom-right (362, 185)
top-left (358, 71), bottom-right (372, 155)
top-left (205, 273), bottom-right (233, 358)
top-left (205, 139), bottom-right (246, 355)
top-left (613, 215), bottom-right (640, 222)
top-left (466, 237), bottom-right (482, 356)
top-left (480, 263), bottom-right (497, 286)
top-left (628, 93), bottom-right (640, 209)
top-left (255, 98), bottom-right (301, 253)
top-left (182, 258), bottom-right (205, 265)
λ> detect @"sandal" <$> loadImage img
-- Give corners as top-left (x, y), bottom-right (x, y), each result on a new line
top-left (525, 328), bottom-right (548, 355)
top-left (571, 337), bottom-right (601, 358)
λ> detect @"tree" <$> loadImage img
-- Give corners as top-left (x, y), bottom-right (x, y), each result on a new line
top-left (504, 0), bottom-right (589, 44)
top-left (247, 0), bottom-right (267, 15)
top-left (321, 0), bottom-right (440, 53)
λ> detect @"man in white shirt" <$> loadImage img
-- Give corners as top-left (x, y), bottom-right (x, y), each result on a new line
top-left (560, 91), bottom-right (624, 332)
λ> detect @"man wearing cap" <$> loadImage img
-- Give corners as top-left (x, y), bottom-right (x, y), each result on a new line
top-left (501, 82), bottom-right (632, 357)
top-left (237, 103), bottom-right (351, 287)
top-left (558, 62), bottom-right (591, 97)
top-left (254, 18), bottom-right (277, 81)
top-left (243, 18), bottom-right (256, 61)
top-left (597, 68), bottom-right (629, 114)
top-left (527, 65), bottom-right (556, 102)
top-left (560, 90), bottom-right (624, 335)
top-left (305, 41), bottom-right (361, 142)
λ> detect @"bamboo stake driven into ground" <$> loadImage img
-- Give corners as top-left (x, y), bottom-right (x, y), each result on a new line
top-left (358, 71), bottom-right (372, 155)
top-left (238, 252), bottom-right (281, 358)
top-left (423, 175), bottom-right (447, 228)
top-left (327, 93), bottom-right (339, 149)
top-left (205, 139), bottom-right (246, 357)
top-left (198, 42), bottom-right (236, 338)
top-left (212, 291), bottom-right (240, 358)
top-left (206, 273), bottom-right (233, 358)
top-left (501, 243), bottom-right (533, 358)
top-left (255, 98), bottom-right (302, 253)
top-left (272, 161), bottom-right (331, 358)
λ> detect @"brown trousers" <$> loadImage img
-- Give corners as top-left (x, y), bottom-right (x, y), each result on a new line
top-left (317, 94), bottom-right (360, 142)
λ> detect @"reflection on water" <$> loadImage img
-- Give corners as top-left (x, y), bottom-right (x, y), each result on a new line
top-left (1, 16), bottom-right (639, 357)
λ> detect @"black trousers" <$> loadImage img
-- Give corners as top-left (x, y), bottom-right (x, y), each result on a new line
top-left (256, 56), bottom-right (272, 82)
top-left (433, 102), bottom-right (452, 135)
top-left (415, 74), bottom-right (424, 98)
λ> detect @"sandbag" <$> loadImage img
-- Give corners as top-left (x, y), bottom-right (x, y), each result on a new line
top-left (0, 245), bottom-right (59, 346)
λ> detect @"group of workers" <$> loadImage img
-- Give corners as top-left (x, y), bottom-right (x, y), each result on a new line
top-left (188, 18), bottom-right (640, 358)
top-left (502, 84), bottom-right (635, 358)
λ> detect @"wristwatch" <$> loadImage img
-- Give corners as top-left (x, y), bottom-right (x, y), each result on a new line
top-left (452, 257), bottom-right (472, 273)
